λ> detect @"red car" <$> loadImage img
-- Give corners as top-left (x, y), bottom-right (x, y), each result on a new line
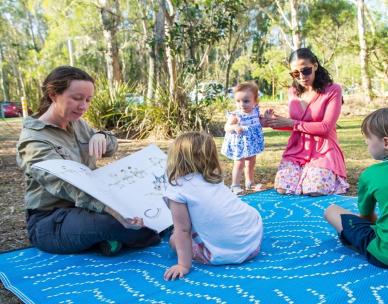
top-left (1, 101), bottom-right (23, 118)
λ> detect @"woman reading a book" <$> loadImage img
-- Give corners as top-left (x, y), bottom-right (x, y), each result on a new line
top-left (17, 66), bottom-right (160, 256)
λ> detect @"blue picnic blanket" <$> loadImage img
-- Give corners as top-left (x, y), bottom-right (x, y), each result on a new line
top-left (1, 189), bottom-right (387, 304)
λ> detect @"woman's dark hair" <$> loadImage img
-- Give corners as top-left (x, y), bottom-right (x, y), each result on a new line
top-left (36, 66), bottom-right (94, 117)
top-left (289, 48), bottom-right (333, 96)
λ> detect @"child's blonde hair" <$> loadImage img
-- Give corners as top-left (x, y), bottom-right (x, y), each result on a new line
top-left (234, 82), bottom-right (259, 101)
top-left (167, 132), bottom-right (223, 185)
top-left (361, 108), bottom-right (388, 139)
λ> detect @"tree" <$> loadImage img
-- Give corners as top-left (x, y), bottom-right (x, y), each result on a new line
top-left (98, 0), bottom-right (123, 89)
top-left (356, 0), bottom-right (372, 102)
top-left (137, 0), bottom-right (165, 102)
top-left (304, 0), bottom-right (355, 65)
top-left (256, 0), bottom-right (303, 50)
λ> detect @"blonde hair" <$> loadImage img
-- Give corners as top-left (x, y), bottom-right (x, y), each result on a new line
top-left (234, 82), bottom-right (259, 101)
top-left (167, 132), bottom-right (223, 185)
top-left (361, 108), bottom-right (388, 139)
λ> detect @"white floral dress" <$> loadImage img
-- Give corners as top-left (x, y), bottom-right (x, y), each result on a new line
top-left (221, 107), bottom-right (264, 160)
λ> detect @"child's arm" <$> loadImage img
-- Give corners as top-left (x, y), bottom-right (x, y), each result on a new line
top-left (164, 200), bottom-right (193, 280)
top-left (359, 213), bottom-right (378, 224)
top-left (224, 114), bottom-right (243, 134)
top-left (357, 173), bottom-right (378, 224)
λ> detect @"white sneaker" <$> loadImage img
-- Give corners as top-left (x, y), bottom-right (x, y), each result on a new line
top-left (230, 185), bottom-right (244, 195)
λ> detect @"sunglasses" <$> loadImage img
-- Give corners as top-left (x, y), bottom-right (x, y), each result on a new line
top-left (289, 67), bottom-right (313, 79)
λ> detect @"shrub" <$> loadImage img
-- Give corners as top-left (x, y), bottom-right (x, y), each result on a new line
top-left (84, 78), bottom-right (132, 130)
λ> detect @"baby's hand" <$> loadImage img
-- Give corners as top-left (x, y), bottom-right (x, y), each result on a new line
top-left (230, 115), bottom-right (239, 125)
top-left (234, 125), bottom-right (244, 134)
top-left (164, 264), bottom-right (190, 281)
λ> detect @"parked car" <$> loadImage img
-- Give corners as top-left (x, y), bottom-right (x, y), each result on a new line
top-left (125, 93), bottom-right (144, 104)
top-left (0, 101), bottom-right (23, 118)
top-left (189, 81), bottom-right (224, 102)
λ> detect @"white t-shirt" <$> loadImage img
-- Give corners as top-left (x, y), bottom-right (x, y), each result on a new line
top-left (164, 173), bottom-right (263, 264)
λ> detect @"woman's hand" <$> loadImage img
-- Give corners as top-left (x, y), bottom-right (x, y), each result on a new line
top-left (164, 264), bottom-right (190, 281)
top-left (264, 108), bottom-right (275, 119)
top-left (266, 114), bottom-right (294, 128)
top-left (89, 133), bottom-right (107, 159)
top-left (104, 206), bottom-right (145, 229)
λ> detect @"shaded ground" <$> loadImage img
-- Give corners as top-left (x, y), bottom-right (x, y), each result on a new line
top-left (0, 116), bottom-right (372, 303)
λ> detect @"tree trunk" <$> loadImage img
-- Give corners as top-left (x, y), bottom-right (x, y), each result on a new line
top-left (154, 5), bottom-right (165, 93)
top-left (272, 76), bottom-right (275, 101)
top-left (357, 0), bottom-right (372, 102)
top-left (161, 0), bottom-right (178, 102)
top-left (289, 0), bottom-right (301, 50)
top-left (137, 0), bottom-right (165, 103)
top-left (67, 39), bottom-right (74, 66)
top-left (99, 0), bottom-right (123, 89)
top-left (0, 45), bottom-right (10, 101)
top-left (26, 10), bottom-right (40, 52)
top-left (137, 0), bottom-right (155, 102)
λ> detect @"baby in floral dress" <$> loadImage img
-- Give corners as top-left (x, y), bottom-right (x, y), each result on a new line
top-left (221, 82), bottom-right (265, 194)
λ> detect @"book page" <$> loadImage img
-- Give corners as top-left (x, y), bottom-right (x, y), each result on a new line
top-left (93, 144), bottom-right (172, 232)
top-left (31, 160), bottom-right (119, 211)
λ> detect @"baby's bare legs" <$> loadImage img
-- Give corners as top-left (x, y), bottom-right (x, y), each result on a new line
top-left (324, 204), bottom-right (355, 233)
top-left (244, 156), bottom-right (256, 187)
top-left (232, 159), bottom-right (245, 186)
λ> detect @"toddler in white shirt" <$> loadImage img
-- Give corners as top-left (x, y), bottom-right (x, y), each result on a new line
top-left (163, 131), bottom-right (263, 280)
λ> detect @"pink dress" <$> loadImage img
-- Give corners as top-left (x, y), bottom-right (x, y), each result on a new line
top-left (274, 83), bottom-right (349, 194)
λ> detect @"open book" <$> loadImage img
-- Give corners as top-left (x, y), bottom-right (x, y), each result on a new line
top-left (31, 144), bottom-right (172, 233)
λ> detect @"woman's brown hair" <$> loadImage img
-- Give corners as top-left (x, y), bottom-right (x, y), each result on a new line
top-left (36, 66), bottom-right (94, 117)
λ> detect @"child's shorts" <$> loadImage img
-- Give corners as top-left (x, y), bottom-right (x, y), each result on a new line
top-left (191, 232), bottom-right (212, 264)
top-left (191, 232), bottom-right (260, 265)
top-left (340, 214), bottom-right (388, 268)
top-left (274, 161), bottom-right (349, 195)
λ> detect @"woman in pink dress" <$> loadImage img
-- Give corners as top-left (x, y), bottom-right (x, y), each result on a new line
top-left (265, 48), bottom-right (349, 196)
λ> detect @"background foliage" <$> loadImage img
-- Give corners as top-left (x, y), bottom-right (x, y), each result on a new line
top-left (0, 0), bottom-right (386, 138)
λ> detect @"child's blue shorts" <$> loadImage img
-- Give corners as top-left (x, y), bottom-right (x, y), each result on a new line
top-left (340, 214), bottom-right (388, 268)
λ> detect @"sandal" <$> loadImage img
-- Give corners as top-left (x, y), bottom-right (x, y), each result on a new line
top-left (245, 182), bottom-right (263, 192)
top-left (230, 185), bottom-right (244, 195)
